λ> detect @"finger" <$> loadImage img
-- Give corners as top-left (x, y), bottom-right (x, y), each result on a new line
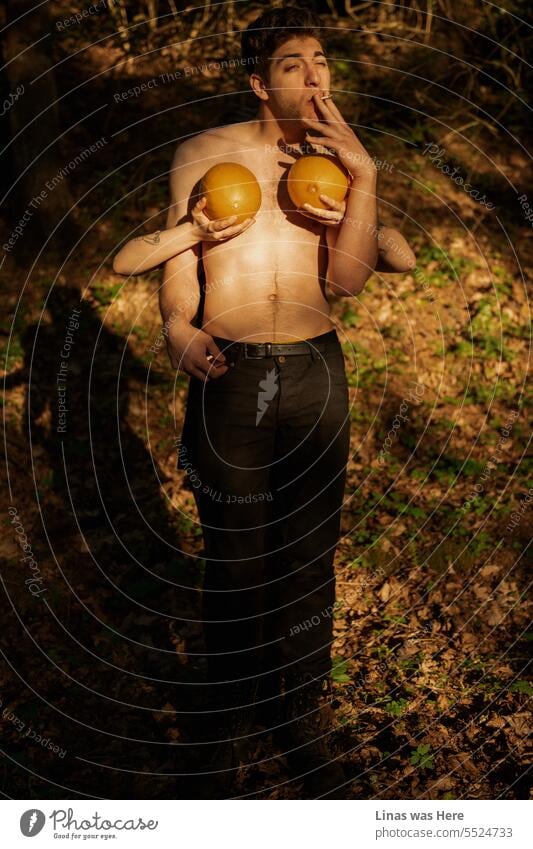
top-left (211, 215), bottom-right (238, 229)
top-left (312, 92), bottom-right (345, 127)
top-left (208, 363), bottom-right (230, 379)
top-left (205, 337), bottom-right (226, 365)
top-left (302, 202), bottom-right (329, 215)
top-left (231, 216), bottom-right (254, 230)
top-left (192, 359), bottom-right (216, 380)
top-left (317, 92), bottom-right (349, 127)
top-left (202, 355), bottom-right (226, 374)
top-left (310, 92), bottom-right (335, 123)
top-left (188, 365), bottom-right (210, 383)
top-left (304, 142), bottom-right (335, 157)
top-left (299, 208), bottom-right (330, 222)
top-left (192, 208), bottom-right (210, 225)
top-left (305, 133), bottom-right (338, 148)
top-left (303, 134), bottom-right (336, 152)
top-left (238, 216), bottom-right (255, 228)
top-left (192, 206), bottom-right (207, 218)
top-left (301, 117), bottom-right (338, 138)
top-left (302, 203), bottom-right (343, 222)
top-left (318, 194), bottom-right (344, 211)
top-left (219, 219), bottom-right (255, 238)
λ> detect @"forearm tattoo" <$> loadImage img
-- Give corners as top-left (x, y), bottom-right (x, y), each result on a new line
top-left (134, 231), bottom-right (161, 245)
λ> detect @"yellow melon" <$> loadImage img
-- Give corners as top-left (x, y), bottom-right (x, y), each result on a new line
top-left (200, 163), bottom-right (262, 224)
top-left (287, 154), bottom-right (349, 210)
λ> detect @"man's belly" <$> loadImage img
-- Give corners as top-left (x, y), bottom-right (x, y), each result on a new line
top-left (200, 220), bottom-right (334, 343)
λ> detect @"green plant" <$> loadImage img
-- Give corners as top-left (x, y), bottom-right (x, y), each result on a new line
top-left (509, 680), bottom-right (533, 695)
top-left (92, 282), bottom-right (122, 306)
top-left (132, 324), bottom-right (150, 341)
top-left (410, 743), bottom-right (434, 771)
top-left (331, 656), bottom-right (351, 683)
top-left (384, 698), bottom-right (409, 716)
top-left (341, 307), bottom-right (359, 328)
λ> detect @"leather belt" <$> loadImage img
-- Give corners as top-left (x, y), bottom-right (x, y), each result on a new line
top-left (216, 339), bottom-right (330, 359)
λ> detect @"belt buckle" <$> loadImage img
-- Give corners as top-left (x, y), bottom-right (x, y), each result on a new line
top-left (244, 342), bottom-right (274, 359)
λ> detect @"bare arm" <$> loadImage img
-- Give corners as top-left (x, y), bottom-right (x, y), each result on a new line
top-left (113, 220), bottom-right (202, 276)
top-left (299, 187), bottom-right (416, 274)
top-left (300, 93), bottom-right (379, 296)
top-left (113, 198), bottom-right (254, 276)
top-left (159, 139), bottom-right (229, 383)
top-left (375, 222), bottom-right (416, 272)
top-left (325, 171), bottom-right (378, 296)
top-left (300, 194), bottom-right (416, 279)
top-left (326, 219), bottom-right (416, 296)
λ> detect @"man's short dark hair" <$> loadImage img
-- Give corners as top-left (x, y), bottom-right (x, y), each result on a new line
top-left (241, 5), bottom-right (326, 83)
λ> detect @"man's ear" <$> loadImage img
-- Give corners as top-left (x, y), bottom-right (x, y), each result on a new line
top-left (249, 72), bottom-right (269, 102)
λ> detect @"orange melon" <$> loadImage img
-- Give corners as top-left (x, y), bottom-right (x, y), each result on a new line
top-left (200, 163), bottom-right (262, 224)
top-left (287, 154), bottom-right (349, 210)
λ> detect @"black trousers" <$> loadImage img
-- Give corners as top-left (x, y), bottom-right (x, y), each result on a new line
top-left (177, 329), bottom-right (350, 701)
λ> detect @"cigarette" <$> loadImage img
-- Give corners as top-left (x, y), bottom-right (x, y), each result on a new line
top-left (321, 94), bottom-right (333, 100)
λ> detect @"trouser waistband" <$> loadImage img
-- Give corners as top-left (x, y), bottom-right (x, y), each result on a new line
top-left (211, 328), bottom-right (339, 359)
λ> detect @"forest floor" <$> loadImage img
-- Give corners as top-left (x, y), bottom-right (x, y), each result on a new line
top-left (1, 17), bottom-right (531, 799)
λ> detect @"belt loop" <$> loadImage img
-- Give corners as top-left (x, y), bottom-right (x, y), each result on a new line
top-left (265, 342), bottom-right (272, 357)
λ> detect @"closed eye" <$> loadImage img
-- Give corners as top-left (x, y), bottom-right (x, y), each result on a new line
top-left (285, 62), bottom-right (328, 71)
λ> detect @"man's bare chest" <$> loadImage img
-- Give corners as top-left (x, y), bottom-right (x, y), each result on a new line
top-left (219, 149), bottom-right (310, 220)
top-left (201, 143), bottom-right (324, 252)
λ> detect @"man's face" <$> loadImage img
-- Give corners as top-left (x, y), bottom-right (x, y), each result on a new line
top-left (264, 36), bottom-right (330, 123)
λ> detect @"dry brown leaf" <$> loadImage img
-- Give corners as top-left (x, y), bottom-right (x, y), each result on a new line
top-left (505, 714), bottom-right (530, 737)
top-left (379, 582), bottom-right (391, 602)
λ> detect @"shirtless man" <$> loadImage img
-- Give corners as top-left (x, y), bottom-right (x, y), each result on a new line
top-left (158, 6), bottom-right (415, 799)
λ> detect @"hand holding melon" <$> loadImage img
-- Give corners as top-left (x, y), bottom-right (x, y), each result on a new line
top-left (287, 154), bottom-right (350, 226)
top-left (198, 163), bottom-right (262, 239)
top-left (191, 196), bottom-right (255, 242)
